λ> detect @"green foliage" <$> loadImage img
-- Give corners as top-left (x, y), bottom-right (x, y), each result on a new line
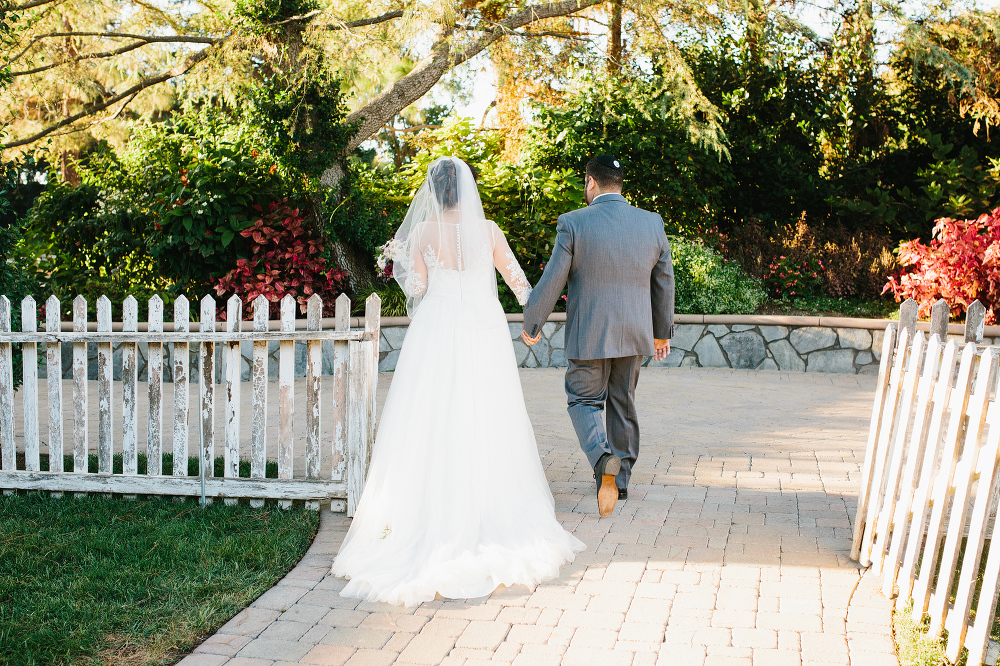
top-left (838, 132), bottom-right (1000, 235)
top-left (248, 67), bottom-right (357, 184)
top-left (0, 492), bottom-right (318, 666)
top-left (326, 164), bottom-right (408, 258)
top-left (19, 91), bottom-right (354, 306)
top-left (352, 281), bottom-right (408, 318)
top-left (893, 604), bottom-right (948, 666)
top-left (529, 79), bottom-right (726, 236)
top-left (18, 176), bottom-right (167, 318)
top-left (234, 0), bottom-right (318, 34)
top-left (670, 236), bottom-right (767, 315)
top-left (136, 112), bottom-right (288, 292)
top-left (0, 163), bottom-right (37, 389)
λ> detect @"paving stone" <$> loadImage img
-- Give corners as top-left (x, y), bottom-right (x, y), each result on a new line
top-left (563, 646), bottom-right (635, 666)
top-left (258, 620), bottom-right (313, 642)
top-left (299, 644), bottom-right (356, 665)
top-left (319, 609), bottom-right (369, 628)
top-left (455, 620), bottom-right (510, 650)
top-left (320, 627), bottom-right (392, 649)
top-left (420, 617), bottom-right (469, 637)
top-left (396, 634), bottom-right (457, 664)
top-left (175, 655), bottom-right (229, 666)
top-left (343, 649), bottom-right (398, 666)
top-left (194, 634), bottom-right (253, 656)
top-left (237, 637), bottom-right (312, 661)
top-left (218, 608), bottom-right (281, 637)
top-left (226, 658), bottom-right (275, 666)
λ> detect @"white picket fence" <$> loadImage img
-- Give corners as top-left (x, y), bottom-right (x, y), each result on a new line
top-left (0, 291), bottom-right (380, 515)
top-left (853, 297), bottom-right (1000, 665)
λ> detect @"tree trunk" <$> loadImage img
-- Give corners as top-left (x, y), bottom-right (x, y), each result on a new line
top-left (59, 15), bottom-right (80, 186)
top-left (746, 0), bottom-right (765, 66)
top-left (609, 0), bottom-right (623, 75)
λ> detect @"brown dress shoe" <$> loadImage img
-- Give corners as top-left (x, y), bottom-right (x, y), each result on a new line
top-left (594, 453), bottom-right (621, 517)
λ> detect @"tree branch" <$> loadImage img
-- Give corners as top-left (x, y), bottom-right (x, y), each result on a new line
top-left (382, 123), bottom-right (442, 133)
top-left (3, 30), bottom-right (220, 70)
top-left (459, 24), bottom-right (591, 41)
top-left (8, 0), bottom-right (62, 10)
top-left (312, 9), bottom-right (405, 31)
top-left (22, 31), bottom-right (219, 43)
top-left (11, 38), bottom-right (200, 76)
top-left (343, 0), bottom-right (604, 151)
top-left (1, 39), bottom-right (224, 150)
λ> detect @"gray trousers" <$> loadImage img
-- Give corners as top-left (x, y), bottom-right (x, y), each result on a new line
top-left (565, 356), bottom-right (643, 489)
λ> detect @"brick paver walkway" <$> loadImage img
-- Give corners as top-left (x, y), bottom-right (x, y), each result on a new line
top-left (178, 368), bottom-right (897, 666)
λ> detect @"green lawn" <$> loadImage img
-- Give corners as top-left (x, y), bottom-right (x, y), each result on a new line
top-left (0, 491), bottom-right (319, 666)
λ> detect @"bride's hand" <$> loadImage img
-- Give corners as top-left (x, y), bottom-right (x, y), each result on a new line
top-left (522, 330), bottom-right (542, 346)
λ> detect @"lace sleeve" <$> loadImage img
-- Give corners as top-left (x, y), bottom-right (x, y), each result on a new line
top-left (402, 238), bottom-right (428, 298)
top-left (493, 224), bottom-right (533, 306)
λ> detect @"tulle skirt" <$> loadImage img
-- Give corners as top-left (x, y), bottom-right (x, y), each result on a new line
top-left (331, 292), bottom-right (585, 607)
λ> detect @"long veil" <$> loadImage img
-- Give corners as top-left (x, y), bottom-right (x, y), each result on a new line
top-left (391, 157), bottom-right (497, 317)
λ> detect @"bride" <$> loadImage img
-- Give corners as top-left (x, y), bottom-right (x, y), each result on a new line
top-left (331, 156), bottom-right (585, 606)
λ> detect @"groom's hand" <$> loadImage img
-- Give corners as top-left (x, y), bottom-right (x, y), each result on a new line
top-left (654, 339), bottom-right (670, 361)
top-left (522, 330), bottom-right (542, 346)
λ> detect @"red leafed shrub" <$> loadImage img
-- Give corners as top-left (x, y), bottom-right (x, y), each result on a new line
top-left (884, 207), bottom-right (1000, 323)
top-left (214, 200), bottom-right (349, 318)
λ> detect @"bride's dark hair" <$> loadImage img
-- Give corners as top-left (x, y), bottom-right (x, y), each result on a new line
top-left (430, 159), bottom-right (460, 208)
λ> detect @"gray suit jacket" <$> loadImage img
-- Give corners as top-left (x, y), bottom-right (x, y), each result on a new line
top-left (523, 193), bottom-right (675, 361)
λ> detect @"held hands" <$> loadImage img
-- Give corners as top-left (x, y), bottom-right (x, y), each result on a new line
top-left (654, 339), bottom-right (671, 361)
top-left (522, 330), bottom-right (542, 346)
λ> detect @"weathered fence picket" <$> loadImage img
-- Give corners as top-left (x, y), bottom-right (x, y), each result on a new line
top-left (250, 295), bottom-right (267, 509)
top-left (0, 293), bottom-right (381, 512)
top-left (854, 297), bottom-right (1000, 666)
top-left (72, 296), bottom-right (87, 474)
top-left (122, 297), bottom-right (139, 477)
top-left (45, 296), bottom-right (62, 481)
top-left (200, 296), bottom-right (216, 502)
top-left (0, 297), bottom-right (13, 480)
top-left (97, 296), bottom-right (113, 480)
top-left (173, 296), bottom-right (189, 477)
top-left (148, 296), bottom-right (163, 476)
top-left (22, 297), bottom-right (38, 473)
top-left (224, 295), bottom-right (241, 507)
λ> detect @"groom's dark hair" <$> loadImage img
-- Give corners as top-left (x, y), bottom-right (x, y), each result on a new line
top-left (430, 159), bottom-right (460, 208)
top-left (586, 156), bottom-right (624, 191)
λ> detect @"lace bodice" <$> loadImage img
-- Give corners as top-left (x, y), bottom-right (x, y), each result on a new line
top-left (401, 220), bottom-right (532, 306)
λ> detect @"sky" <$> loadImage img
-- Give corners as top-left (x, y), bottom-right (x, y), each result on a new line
top-left (450, 0), bottom-right (1000, 126)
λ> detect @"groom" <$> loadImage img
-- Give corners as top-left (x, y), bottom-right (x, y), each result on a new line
top-left (522, 155), bottom-right (674, 517)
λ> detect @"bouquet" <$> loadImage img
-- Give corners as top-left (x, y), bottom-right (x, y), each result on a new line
top-left (376, 238), bottom-right (407, 283)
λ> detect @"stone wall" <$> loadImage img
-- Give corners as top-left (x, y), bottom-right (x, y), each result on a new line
top-left (376, 321), bottom-right (895, 374)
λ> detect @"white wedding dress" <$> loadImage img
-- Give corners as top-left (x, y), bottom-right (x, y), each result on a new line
top-left (331, 157), bottom-right (584, 607)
